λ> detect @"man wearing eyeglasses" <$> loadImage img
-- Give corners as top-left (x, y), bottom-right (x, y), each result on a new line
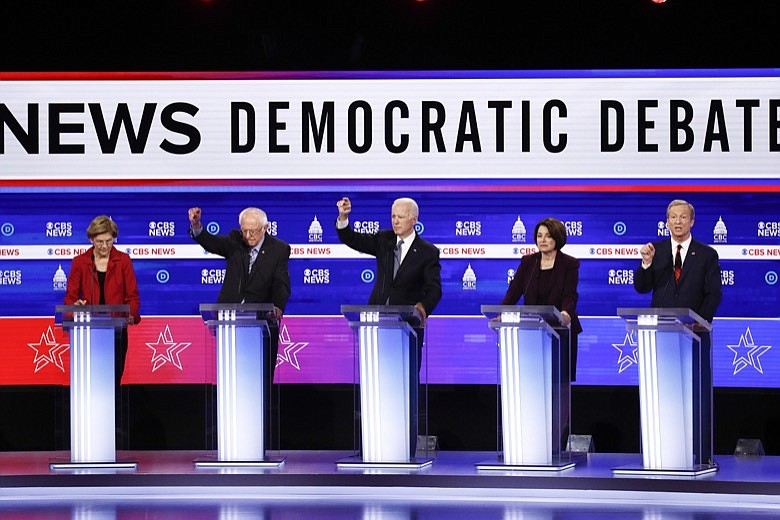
top-left (188, 206), bottom-right (291, 320)
top-left (189, 206), bottom-right (291, 449)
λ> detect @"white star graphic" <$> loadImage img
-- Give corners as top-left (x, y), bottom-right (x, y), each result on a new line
top-left (27, 326), bottom-right (70, 372)
top-left (276, 324), bottom-right (308, 370)
top-left (612, 331), bottom-right (638, 374)
top-left (146, 325), bottom-right (191, 372)
top-left (727, 327), bottom-right (772, 375)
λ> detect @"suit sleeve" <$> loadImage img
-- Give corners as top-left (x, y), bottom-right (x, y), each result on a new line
top-left (336, 221), bottom-right (380, 256)
top-left (500, 257), bottom-right (527, 305)
top-left (699, 248), bottom-right (723, 323)
top-left (191, 228), bottom-right (236, 258)
top-left (560, 256), bottom-right (580, 316)
top-left (634, 261), bottom-right (654, 294)
top-left (419, 246), bottom-right (442, 316)
top-left (271, 242), bottom-right (292, 312)
top-left (63, 257), bottom-right (84, 305)
top-left (121, 255), bottom-right (142, 324)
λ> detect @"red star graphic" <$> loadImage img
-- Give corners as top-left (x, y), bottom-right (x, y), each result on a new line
top-left (146, 325), bottom-right (191, 372)
top-left (27, 326), bottom-right (70, 372)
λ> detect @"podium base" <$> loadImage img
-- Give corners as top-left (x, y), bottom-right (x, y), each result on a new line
top-left (476, 458), bottom-right (576, 472)
top-left (50, 460), bottom-right (137, 471)
top-left (612, 462), bottom-right (719, 477)
top-left (336, 456), bottom-right (434, 470)
top-left (194, 458), bottom-right (285, 469)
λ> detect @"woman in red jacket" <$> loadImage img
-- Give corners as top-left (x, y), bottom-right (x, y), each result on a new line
top-left (64, 215), bottom-right (141, 323)
top-left (64, 215), bottom-right (141, 448)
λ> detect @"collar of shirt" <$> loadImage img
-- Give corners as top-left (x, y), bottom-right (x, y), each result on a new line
top-left (671, 235), bottom-right (693, 264)
top-left (396, 233), bottom-right (415, 264)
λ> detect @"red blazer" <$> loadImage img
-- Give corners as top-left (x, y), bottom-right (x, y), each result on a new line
top-left (64, 246), bottom-right (141, 324)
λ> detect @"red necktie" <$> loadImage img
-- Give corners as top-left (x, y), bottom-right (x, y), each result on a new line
top-left (674, 244), bottom-right (682, 283)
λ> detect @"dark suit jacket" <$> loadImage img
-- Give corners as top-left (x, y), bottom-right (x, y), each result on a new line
top-left (191, 228), bottom-right (291, 311)
top-left (336, 223), bottom-right (442, 316)
top-left (634, 237), bottom-right (722, 323)
top-left (501, 251), bottom-right (582, 381)
top-left (501, 251), bottom-right (583, 337)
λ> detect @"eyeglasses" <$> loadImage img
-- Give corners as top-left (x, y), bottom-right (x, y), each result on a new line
top-left (93, 239), bottom-right (114, 247)
top-left (241, 228), bottom-right (263, 237)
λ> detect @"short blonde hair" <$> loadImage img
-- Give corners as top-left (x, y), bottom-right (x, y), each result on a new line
top-left (86, 215), bottom-right (118, 239)
top-left (666, 199), bottom-right (695, 220)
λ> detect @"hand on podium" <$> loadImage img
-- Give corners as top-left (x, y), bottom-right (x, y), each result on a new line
top-left (267, 306), bottom-right (283, 322)
top-left (560, 310), bottom-right (572, 327)
top-left (414, 302), bottom-right (427, 327)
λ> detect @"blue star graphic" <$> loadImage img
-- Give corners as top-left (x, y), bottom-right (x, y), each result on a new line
top-left (612, 331), bottom-right (638, 373)
top-left (727, 328), bottom-right (772, 375)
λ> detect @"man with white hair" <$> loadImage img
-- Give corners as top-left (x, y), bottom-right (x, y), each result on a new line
top-left (336, 196), bottom-right (442, 456)
top-left (189, 206), bottom-right (291, 449)
top-left (188, 206), bottom-right (291, 318)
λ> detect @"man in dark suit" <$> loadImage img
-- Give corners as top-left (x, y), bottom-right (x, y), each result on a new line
top-left (188, 207), bottom-right (291, 316)
top-left (336, 196), bottom-right (442, 456)
top-left (634, 199), bottom-right (722, 465)
top-left (188, 206), bottom-right (291, 448)
top-left (634, 200), bottom-right (722, 323)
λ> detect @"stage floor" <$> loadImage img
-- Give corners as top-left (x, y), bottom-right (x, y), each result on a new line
top-left (1, 450), bottom-right (780, 518)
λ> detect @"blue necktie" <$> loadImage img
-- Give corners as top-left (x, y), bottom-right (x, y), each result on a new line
top-left (249, 248), bottom-right (258, 274)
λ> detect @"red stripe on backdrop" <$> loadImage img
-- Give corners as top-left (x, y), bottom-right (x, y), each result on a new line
top-left (0, 180), bottom-right (778, 192)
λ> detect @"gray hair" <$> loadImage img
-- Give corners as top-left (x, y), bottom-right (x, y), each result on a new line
top-left (238, 207), bottom-right (268, 227)
top-left (392, 197), bottom-right (419, 218)
top-left (666, 199), bottom-right (695, 220)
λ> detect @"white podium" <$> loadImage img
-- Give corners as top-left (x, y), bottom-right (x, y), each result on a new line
top-left (338, 305), bottom-right (432, 469)
top-left (196, 303), bottom-right (283, 468)
top-left (614, 307), bottom-right (717, 476)
top-left (52, 304), bottom-right (136, 470)
top-left (477, 305), bottom-right (575, 471)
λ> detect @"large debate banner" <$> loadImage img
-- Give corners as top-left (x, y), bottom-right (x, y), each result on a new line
top-left (1, 70), bottom-right (778, 179)
top-left (0, 69), bottom-right (778, 388)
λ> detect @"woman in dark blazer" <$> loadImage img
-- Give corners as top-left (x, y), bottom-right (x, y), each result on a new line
top-left (501, 217), bottom-right (582, 381)
top-left (500, 217), bottom-right (582, 448)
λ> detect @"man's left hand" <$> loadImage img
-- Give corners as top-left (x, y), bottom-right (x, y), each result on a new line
top-left (560, 310), bottom-right (571, 327)
top-left (414, 303), bottom-right (427, 327)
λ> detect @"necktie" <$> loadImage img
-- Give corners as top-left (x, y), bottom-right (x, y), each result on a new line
top-left (674, 244), bottom-right (682, 283)
top-left (249, 248), bottom-right (258, 274)
top-left (393, 239), bottom-right (404, 278)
